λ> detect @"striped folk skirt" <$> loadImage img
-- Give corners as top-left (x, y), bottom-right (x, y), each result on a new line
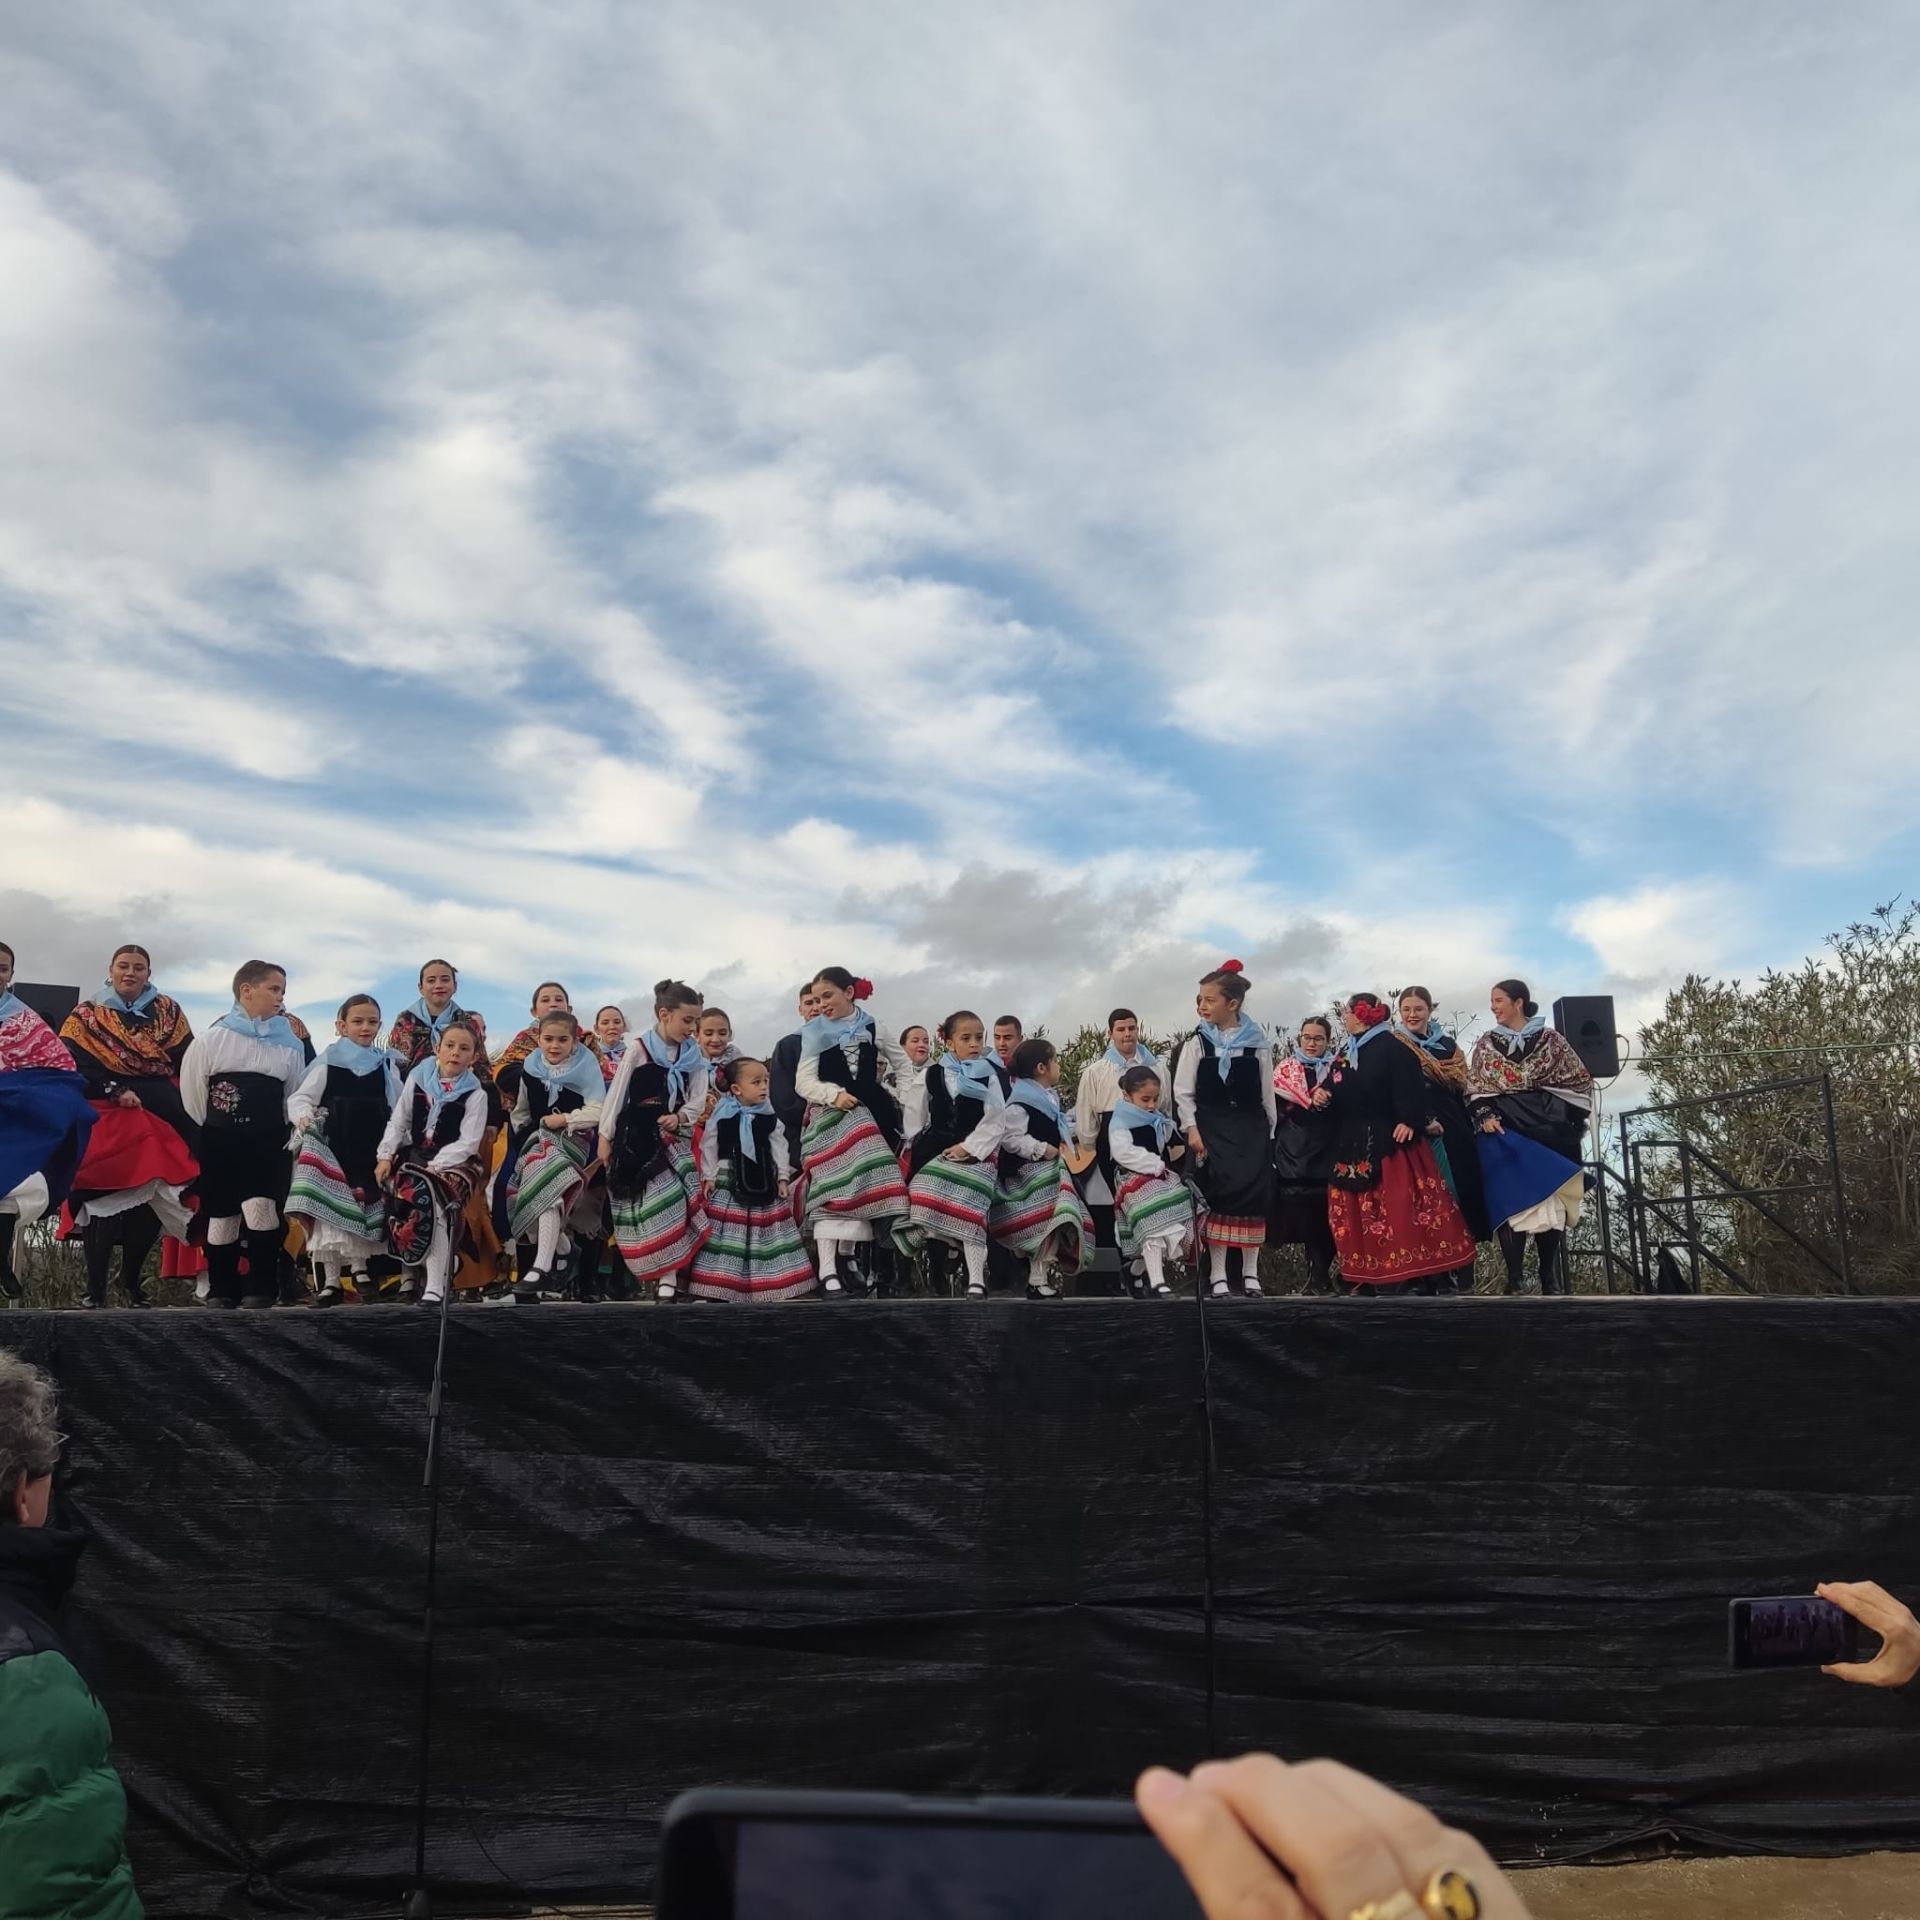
top-left (902, 1151), bottom-right (998, 1248)
top-left (1113, 1170), bottom-right (1195, 1260)
top-left (689, 1170), bottom-right (816, 1303)
top-left (610, 1141), bottom-right (710, 1282)
top-left (800, 1104), bottom-right (909, 1227)
top-left (286, 1128), bottom-right (385, 1261)
top-left (989, 1158), bottom-right (1094, 1269)
top-left (503, 1127), bottom-right (593, 1241)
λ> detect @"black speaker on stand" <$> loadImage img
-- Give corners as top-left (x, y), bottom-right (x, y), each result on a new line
top-left (14, 983), bottom-right (81, 1032)
top-left (1553, 995), bottom-right (1620, 1078)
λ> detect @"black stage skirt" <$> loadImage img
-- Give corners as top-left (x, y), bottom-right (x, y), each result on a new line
top-left (1193, 1106), bottom-right (1273, 1226)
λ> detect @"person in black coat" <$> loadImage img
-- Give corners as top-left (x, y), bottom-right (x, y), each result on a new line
top-left (767, 983), bottom-right (817, 1169)
top-left (1270, 1015), bottom-right (1340, 1293)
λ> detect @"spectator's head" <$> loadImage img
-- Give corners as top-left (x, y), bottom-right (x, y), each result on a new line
top-left (0, 1351), bottom-right (59, 1529)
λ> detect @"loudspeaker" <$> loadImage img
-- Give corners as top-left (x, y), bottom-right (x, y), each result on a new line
top-left (1553, 995), bottom-right (1619, 1078)
top-left (14, 982), bottom-right (81, 1031)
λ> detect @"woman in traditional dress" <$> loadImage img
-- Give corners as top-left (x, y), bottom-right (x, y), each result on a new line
top-left (1104, 1064), bottom-right (1194, 1299)
top-left (288, 994), bottom-right (399, 1306)
top-left (0, 944), bottom-right (98, 1303)
top-left (1465, 978), bottom-right (1593, 1295)
top-left (794, 967), bottom-right (912, 1300)
top-left (988, 1038), bottom-right (1092, 1298)
top-left (1395, 985), bottom-right (1492, 1289)
top-left (58, 944), bottom-right (199, 1308)
top-left (497, 1009), bottom-right (606, 1304)
top-left (1324, 993), bottom-right (1477, 1294)
top-left (898, 1011), bottom-right (1007, 1299)
top-left (690, 1057), bottom-right (815, 1303)
top-left (492, 982), bottom-right (598, 1109)
top-left (1270, 1015), bottom-right (1339, 1295)
top-left (593, 1005), bottom-right (630, 1084)
top-left (1074, 1008), bottom-right (1163, 1271)
top-left (601, 979), bottom-right (712, 1301)
top-left (377, 1020), bottom-right (490, 1306)
top-left (1172, 961), bottom-right (1276, 1299)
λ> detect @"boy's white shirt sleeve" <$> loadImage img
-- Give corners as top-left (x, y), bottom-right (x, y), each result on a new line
top-left (1072, 1061), bottom-right (1107, 1150)
top-left (1171, 1039), bottom-right (1198, 1131)
top-left (177, 1035), bottom-right (211, 1126)
top-left (288, 1058), bottom-right (329, 1132)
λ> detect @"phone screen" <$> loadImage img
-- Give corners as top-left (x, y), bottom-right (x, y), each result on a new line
top-left (1733, 1596), bottom-right (1854, 1668)
top-left (727, 1818), bottom-right (1202, 1920)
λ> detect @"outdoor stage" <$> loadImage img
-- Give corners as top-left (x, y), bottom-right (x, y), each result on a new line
top-left (11, 1296), bottom-right (1920, 1916)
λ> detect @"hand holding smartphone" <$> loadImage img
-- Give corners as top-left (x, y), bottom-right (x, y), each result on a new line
top-left (1728, 1594), bottom-right (1869, 1670)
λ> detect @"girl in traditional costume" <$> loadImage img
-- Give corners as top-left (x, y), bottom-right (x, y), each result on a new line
top-left (179, 961), bottom-right (309, 1308)
top-left (1073, 1008), bottom-right (1163, 1267)
top-left (1104, 1064), bottom-right (1193, 1299)
top-left (288, 994), bottom-right (399, 1306)
top-left (1172, 961), bottom-right (1276, 1299)
top-left (1270, 1015), bottom-right (1340, 1295)
top-left (1395, 986), bottom-right (1491, 1288)
top-left (601, 980), bottom-right (712, 1301)
top-left (493, 982), bottom-right (598, 1108)
top-left (989, 1038), bottom-right (1093, 1299)
top-left (690, 1057), bottom-right (815, 1302)
top-left (795, 967), bottom-right (911, 1300)
top-left (59, 944), bottom-right (199, 1308)
top-left (1325, 993), bottom-right (1476, 1293)
top-left (1465, 978), bottom-right (1593, 1295)
top-left (498, 1009), bottom-right (606, 1304)
top-left (898, 1011), bottom-right (1008, 1299)
top-left (0, 943), bottom-right (97, 1303)
top-left (387, 959), bottom-right (494, 1088)
top-left (896, 1025), bottom-right (933, 1143)
top-left (593, 1005), bottom-right (630, 1085)
top-left (378, 1021), bottom-right (489, 1306)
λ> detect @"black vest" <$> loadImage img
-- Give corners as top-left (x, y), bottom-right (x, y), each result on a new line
top-left (1104, 1112), bottom-right (1169, 1177)
top-left (1189, 1034), bottom-right (1263, 1113)
top-left (998, 1098), bottom-right (1062, 1180)
top-left (408, 1086), bottom-right (476, 1159)
top-left (716, 1112), bottom-right (783, 1203)
top-left (321, 1063), bottom-right (389, 1185)
top-left (910, 1066), bottom-right (992, 1175)
top-left (206, 1070), bottom-right (286, 1136)
top-left (814, 1036), bottom-right (904, 1150)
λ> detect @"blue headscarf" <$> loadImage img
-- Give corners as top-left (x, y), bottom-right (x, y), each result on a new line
top-left (1103, 1040), bottom-right (1163, 1076)
top-left (643, 1025), bottom-right (704, 1108)
top-left (942, 1053), bottom-right (1005, 1108)
top-left (322, 1037), bottom-right (402, 1104)
top-left (710, 1091), bottom-right (777, 1166)
top-left (409, 995), bottom-right (464, 1040)
top-left (1492, 1015), bottom-right (1546, 1054)
top-left (215, 1004), bottom-right (305, 1058)
top-left (95, 981), bottom-right (160, 1017)
top-left (1011, 1077), bottom-right (1077, 1146)
top-left (524, 1041), bottom-right (607, 1108)
top-left (404, 1056), bottom-right (480, 1132)
top-left (802, 1006), bottom-right (874, 1061)
top-left (1196, 1012), bottom-right (1267, 1079)
top-left (1110, 1092), bottom-right (1174, 1148)
top-left (0, 989), bottom-right (28, 1027)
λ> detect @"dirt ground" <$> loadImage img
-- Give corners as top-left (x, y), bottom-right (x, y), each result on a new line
top-left (1514, 1851), bottom-right (1920, 1919)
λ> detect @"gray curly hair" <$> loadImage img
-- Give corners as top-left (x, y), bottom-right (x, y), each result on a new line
top-left (0, 1350), bottom-right (61, 1514)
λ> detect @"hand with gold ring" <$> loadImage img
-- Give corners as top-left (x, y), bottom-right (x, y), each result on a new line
top-left (1138, 1753), bottom-right (1531, 1920)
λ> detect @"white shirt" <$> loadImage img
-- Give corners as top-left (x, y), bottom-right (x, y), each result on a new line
top-left (1073, 1050), bottom-right (1160, 1145)
top-left (288, 1055), bottom-right (397, 1132)
top-left (510, 1076), bottom-right (604, 1136)
top-left (897, 1062), bottom-right (930, 1141)
top-left (599, 1039), bottom-right (711, 1147)
top-left (1108, 1110), bottom-right (1176, 1178)
top-left (932, 1060), bottom-right (1010, 1161)
top-left (698, 1112), bottom-right (797, 1184)
top-left (378, 1078), bottom-right (488, 1171)
top-left (178, 1025), bottom-right (306, 1128)
top-left (1172, 1034), bottom-right (1278, 1134)
top-left (795, 1020), bottom-right (912, 1109)
top-left (998, 1102), bottom-right (1062, 1163)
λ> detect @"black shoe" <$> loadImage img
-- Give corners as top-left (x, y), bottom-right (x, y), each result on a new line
top-left (0, 1269), bottom-right (21, 1302)
top-left (239, 1293), bottom-right (275, 1310)
top-left (513, 1278), bottom-right (546, 1306)
top-left (202, 1296), bottom-right (239, 1310)
top-left (80, 1296), bottom-right (104, 1311)
top-left (1026, 1276), bottom-right (1061, 1300)
top-left (313, 1284), bottom-right (344, 1309)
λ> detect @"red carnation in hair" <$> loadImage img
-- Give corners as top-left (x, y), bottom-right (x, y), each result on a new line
top-left (1219, 958), bottom-right (1245, 974)
top-left (852, 977), bottom-right (875, 1001)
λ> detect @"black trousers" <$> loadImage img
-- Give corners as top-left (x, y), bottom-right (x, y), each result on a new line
top-left (82, 1208), bottom-right (162, 1306)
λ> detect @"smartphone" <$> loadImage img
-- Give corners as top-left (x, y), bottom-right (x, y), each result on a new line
top-left (658, 1788), bottom-right (1205, 1920)
top-left (1728, 1595), bottom-right (1864, 1669)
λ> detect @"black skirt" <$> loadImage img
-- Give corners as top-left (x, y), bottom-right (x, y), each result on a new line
top-left (1193, 1107), bottom-right (1273, 1224)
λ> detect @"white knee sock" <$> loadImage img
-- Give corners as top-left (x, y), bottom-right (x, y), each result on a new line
top-left (314, 1257), bottom-right (338, 1290)
top-left (1143, 1239), bottom-right (1168, 1288)
top-left (422, 1215), bottom-right (453, 1303)
top-left (1027, 1254), bottom-right (1048, 1290)
top-left (1209, 1245), bottom-right (1229, 1284)
top-left (962, 1240), bottom-right (987, 1291)
top-left (534, 1210), bottom-right (563, 1271)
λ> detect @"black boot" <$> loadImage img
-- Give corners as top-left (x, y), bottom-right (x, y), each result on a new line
top-left (1536, 1230), bottom-right (1567, 1296)
top-left (82, 1217), bottom-right (117, 1308)
top-left (205, 1239), bottom-right (246, 1308)
top-left (925, 1241), bottom-right (953, 1298)
top-left (1304, 1242), bottom-right (1335, 1296)
top-left (1496, 1225), bottom-right (1527, 1295)
top-left (0, 1215), bottom-right (19, 1302)
top-left (118, 1207), bottom-right (162, 1307)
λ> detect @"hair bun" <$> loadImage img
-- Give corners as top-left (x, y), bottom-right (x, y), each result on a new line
top-left (852, 977), bottom-right (874, 1001)
top-left (1220, 958), bottom-right (1244, 974)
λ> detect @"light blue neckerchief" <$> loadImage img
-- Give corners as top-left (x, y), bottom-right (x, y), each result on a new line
top-left (710, 1092), bottom-right (776, 1166)
top-left (410, 995), bottom-right (463, 1040)
top-left (1196, 1013), bottom-right (1266, 1079)
top-left (1397, 1022), bottom-right (1453, 1057)
top-left (643, 1026), bottom-right (703, 1107)
top-left (1290, 1042), bottom-right (1335, 1080)
top-left (1110, 1093), bottom-right (1174, 1148)
top-left (1011, 1076), bottom-right (1077, 1146)
top-left (215, 1003), bottom-right (304, 1058)
top-left (1492, 1015), bottom-right (1546, 1054)
top-left (1103, 1040), bottom-right (1163, 1075)
top-left (404, 1057), bottom-right (480, 1132)
top-left (1343, 1021), bottom-right (1394, 1066)
top-left (524, 1043), bottom-right (607, 1107)
top-left (801, 1007), bottom-right (874, 1062)
top-left (323, 1037), bottom-right (402, 1104)
top-left (0, 990), bottom-right (27, 1026)
top-left (942, 1054), bottom-right (1005, 1107)
top-left (95, 981), bottom-right (160, 1017)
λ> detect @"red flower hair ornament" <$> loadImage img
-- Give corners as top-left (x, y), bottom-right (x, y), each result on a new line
top-left (1348, 996), bottom-right (1391, 1028)
top-left (1217, 958), bottom-right (1244, 974)
top-left (852, 977), bottom-right (874, 1001)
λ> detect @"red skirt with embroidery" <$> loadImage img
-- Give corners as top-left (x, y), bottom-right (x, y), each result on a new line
top-left (1328, 1141), bottom-right (1475, 1284)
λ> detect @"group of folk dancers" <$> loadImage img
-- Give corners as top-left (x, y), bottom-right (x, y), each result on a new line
top-left (0, 941), bottom-right (1598, 1308)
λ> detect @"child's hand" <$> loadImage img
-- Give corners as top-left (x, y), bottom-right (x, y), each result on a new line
top-left (543, 1113), bottom-right (567, 1131)
top-left (597, 1137), bottom-right (613, 1164)
top-left (375, 1158), bottom-right (393, 1185)
top-left (778, 1178), bottom-right (791, 1199)
top-left (1042, 1144), bottom-right (1060, 1161)
top-left (1186, 1128), bottom-right (1207, 1159)
top-left (943, 1145), bottom-right (974, 1161)
top-left (832, 1091), bottom-right (858, 1112)
top-left (1310, 1089), bottom-right (1331, 1108)
top-left (659, 1112), bottom-right (680, 1134)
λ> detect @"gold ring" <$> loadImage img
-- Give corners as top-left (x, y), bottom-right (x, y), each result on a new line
top-left (1347, 1896), bottom-right (1418, 1920)
top-left (1421, 1867), bottom-right (1483, 1920)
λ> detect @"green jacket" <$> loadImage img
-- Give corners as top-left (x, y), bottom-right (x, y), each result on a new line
top-left (0, 1523), bottom-right (142, 1920)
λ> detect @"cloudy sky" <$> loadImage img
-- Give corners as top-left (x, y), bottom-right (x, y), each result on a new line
top-left (4, 3), bottom-right (1917, 1066)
